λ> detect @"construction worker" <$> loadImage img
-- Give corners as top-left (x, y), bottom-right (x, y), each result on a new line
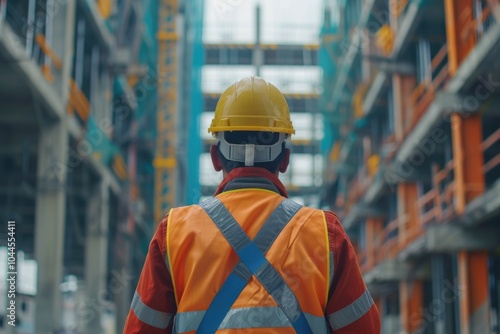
top-left (124, 77), bottom-right (381, 333)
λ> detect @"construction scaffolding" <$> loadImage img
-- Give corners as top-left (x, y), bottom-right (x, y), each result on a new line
top-left (0, 0), bottom-right (202, 332)
top-left (320, 0), bottom-right (500, 333)
top-left (2, 0), bottom-right (500, 333)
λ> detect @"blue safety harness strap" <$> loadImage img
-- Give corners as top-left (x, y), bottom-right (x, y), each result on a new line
top-left (197, 197), bottom-right (313, 334)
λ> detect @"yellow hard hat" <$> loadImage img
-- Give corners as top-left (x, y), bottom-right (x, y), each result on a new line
top-left (208, 76), bottom-right (295, 135)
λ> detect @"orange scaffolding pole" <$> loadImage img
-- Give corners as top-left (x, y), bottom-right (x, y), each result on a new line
top-left (445, 1), bottom-right (488, 333)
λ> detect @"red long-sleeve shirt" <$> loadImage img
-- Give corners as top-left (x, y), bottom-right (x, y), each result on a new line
top-left (124, 168), bottom-right (380, 333)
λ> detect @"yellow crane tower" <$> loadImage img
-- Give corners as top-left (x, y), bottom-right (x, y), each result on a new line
top-left (154, 0), bottom-right (178, 224)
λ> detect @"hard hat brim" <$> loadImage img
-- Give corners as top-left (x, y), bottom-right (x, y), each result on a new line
top-left (208, 125), bottom-right (295, 135)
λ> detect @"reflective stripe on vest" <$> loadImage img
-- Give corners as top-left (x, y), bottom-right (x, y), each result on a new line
top-left (174, 307), bottom-right (328, 333)
top-left (196, 197), bottom-right (316, 334)
top-left (327, 289), bottom-right (374, 330)
top-left (131, 291), bottom-right (173, 329)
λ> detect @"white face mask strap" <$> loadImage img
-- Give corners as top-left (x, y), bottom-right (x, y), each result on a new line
top-left (217, 132), bottom-right (287, 165)
top-left (245, 144), bottom-right (255, 166)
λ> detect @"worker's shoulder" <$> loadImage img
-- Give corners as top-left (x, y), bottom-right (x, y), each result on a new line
top-left (169, 203), bottom-right (206, 216)
top-left (321, 209), bottom-right (341, 223)
top-left (318, 209), bottom-right (349, 235)
top-left (297, 204), bottom-right (340, 222)
top-left (158, 203), bottom-right (204, 225)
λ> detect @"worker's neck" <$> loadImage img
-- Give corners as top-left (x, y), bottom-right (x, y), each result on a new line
top-left (222, 168), bottom-right (279, 178)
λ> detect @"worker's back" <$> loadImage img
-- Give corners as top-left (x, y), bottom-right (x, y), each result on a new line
top-left (167, 186), bottom-right (330, 333)
top-left (123, 77), bottom-right (381, 333)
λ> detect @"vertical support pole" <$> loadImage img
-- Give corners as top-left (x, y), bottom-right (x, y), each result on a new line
top-left (51, 0), bottom-right (75, 96)
top-left (397, 182), bottom-right (419, 248)
top-left (26, 0), bottom-right (36, 57)
top-left (431, 255), bottom-right (446, 334)
top-left (254, 5), bottom-right (262, 77)
top-left (101, 66), bottom-right (112, 125)
top-left (0, 0), bottom-right (6, 33)
top-left (45, 0), bottom-right (54, 72)
top-left (393, 74), bottom-right (416, 142)
top-left (90, 46), bottom-right (100, 121)
top-left (34, 119), bottom-right (69, 333)
top-left (114, 208), bottom-right (134, 334)
top-left (458, 251), bottom-right (490, 334)
top-left (34, 1), bottom-right (74, 332)
top-left (84, 179), bottom-right (110, 334)
top-left (444, 1), bottom-right (489, 333)
top-left (400, 280), bottom-right (423, 334)
top-left (391, 0), bottom-right (417, 145)
top-left (365, 217), bottom-right (382, 270)
top-left (75, 19), bottom-right (86, 89)
top-left (451, 114), bottom-right (485, 213)
top-left (444, 0), bottom-right (476, 76)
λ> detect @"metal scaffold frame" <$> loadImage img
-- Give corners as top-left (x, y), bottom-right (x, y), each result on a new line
top-left (154, 0), bottom-right (178, 223)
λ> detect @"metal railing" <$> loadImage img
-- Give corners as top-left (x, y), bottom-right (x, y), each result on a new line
top-left (417, 161), bottom-right (455, 226)
top-left (408, 43), bottom-right (449, 131)
top-left (482, 127), bottom-right (500, 180)
top-left (357, 215), bottom-right (409, 274)
top-left (4, 1), bottom-right (62, 83)
top-left (375, 215), bottom-right (407, 265)
top-left (461, 1), bottom-right (497, 45)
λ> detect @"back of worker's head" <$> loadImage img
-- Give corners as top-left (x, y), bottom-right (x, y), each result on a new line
top-left (208, 76), bottom-right (294, 174)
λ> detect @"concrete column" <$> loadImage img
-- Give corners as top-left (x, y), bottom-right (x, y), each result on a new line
top-left (83, 178), bottom-right (110, 334)
top-left (392, 74), bottom-right (416, 142)
top-left (431, 255), bottom-right (447, 334)
top-left (442, 2), bottom-right (490, 330)
top-left (34, 1), bottom-right (74, 331)
top-left (365, 217), bottom-right (382, 270)
top-left (51, 0), bottom-right (76, 97)
top-left (458, 251), bottom-right (490, 334)
top-left (114, 232), bottom-right (133, 334)
top-left (397, 183), bottom-right (419, 249)
top-left (399, 280), bottom-right (423, 334)
top-left (34, 118), bottom-right (69, 333)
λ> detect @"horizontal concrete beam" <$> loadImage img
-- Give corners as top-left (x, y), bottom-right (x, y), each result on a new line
top-left (394, 101), bottom-right (444, 169)
top-left (364, 259), bottom-right (411, 284)
top-left (364, 173), bottom-right (385, 205)
top-left (392, 0), bottom-right (424, 58)
top-left (459, 179), bottom-right (500, 227)
top-left (436, 92), bottom-right (478, 114)
top-left (398, 236), bottom-right (426, 261)
top-left (426, 224), bottom-right (500, 252)
top-left (342, 203), bottom-right (385, 230)
top-left (363, 72), bottom-right (388, 117)
top-left (366, 282), bottom-right (399, 298)
top-left (375, 60), bottom-right (415, 75)
top-left (383, 163), bottom-right (431, 184)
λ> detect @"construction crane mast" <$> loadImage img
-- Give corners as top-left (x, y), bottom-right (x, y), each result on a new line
top-left (154, 0), bottom-right (179, 224)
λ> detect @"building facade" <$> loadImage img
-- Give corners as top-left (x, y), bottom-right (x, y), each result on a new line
top-left (321, 0), bottom-right (500, 333)
top-left (0, 0), bottom-right (201, 332)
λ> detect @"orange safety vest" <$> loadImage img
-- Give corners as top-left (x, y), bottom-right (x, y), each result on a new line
top-left (166, 188), bottom-right (331, 333)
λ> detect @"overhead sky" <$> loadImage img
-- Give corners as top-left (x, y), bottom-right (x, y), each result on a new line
top-left (200, 0), bottom-right (326, 205)
top-left (204, 0), bottom-right (324, 44)
top-left (202, 0), bottom-right (325, 93)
